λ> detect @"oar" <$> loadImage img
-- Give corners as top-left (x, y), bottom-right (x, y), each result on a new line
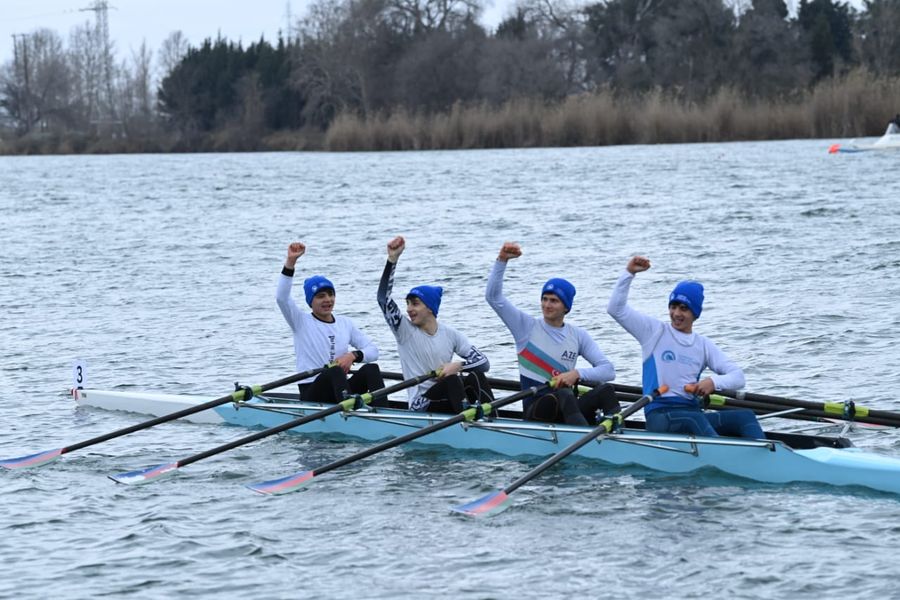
top-left (246, 383), bottom-right (553, 495)
top-left (0, 367), bottom-right (331, 470)
top-left (376, 371), bottom-right (900, 426)
top-left (610, 381), bottom-right (900, 426)
top-left (108, 371), bottom-right (438, 485)
top-left (684, 384), bottom-right (900, 428)
top-left (451, 385), bottom-right (667, 518)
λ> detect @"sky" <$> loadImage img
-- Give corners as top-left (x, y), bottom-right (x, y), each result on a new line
top-left (1, 0), bottom-right (514, 68)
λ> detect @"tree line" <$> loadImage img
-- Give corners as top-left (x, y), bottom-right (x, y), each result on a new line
top-left (1, 0), bottom-right (899, 153)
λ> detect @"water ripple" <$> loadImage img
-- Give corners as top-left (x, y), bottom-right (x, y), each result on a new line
top-left (2, 141), bottom-right (900, 598)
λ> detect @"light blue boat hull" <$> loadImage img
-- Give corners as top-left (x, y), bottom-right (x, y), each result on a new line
top-left (216, 400), bottom-right (900, 496)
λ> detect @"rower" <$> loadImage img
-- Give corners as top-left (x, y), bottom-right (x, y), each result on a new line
top-left (376, 236), bottom-right (494, 413)
top-left (486, 242), bottom-right (618, 426)
top-left (887, 114), bottom-right (900, 135)
top-left (606, 256), bottom-right (764, 439)
top-left (277, 242), bottom-right (384, 404)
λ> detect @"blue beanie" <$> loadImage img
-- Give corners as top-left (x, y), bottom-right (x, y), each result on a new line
top-left (541, 278), bottom-right (576, 312)
top-left (303, 275), bottom-right (335, 306)
top-left (669, 280), bottom-right (704, 319)
top-left (406, 285), bottom-right (443, 317)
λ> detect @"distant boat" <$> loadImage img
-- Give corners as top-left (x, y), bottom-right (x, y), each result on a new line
top-left (829, 124), bottom-right (900, 153)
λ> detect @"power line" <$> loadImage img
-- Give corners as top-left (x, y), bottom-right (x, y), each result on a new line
top-left (6, 9), bottom-right (83, 23)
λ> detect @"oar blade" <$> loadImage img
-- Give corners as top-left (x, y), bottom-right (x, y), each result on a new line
top-left (450, 490), bottom-right (511, 518)
top-left (109, 462), bottom-right (178, 485)
top-left (247, 470), bottom-right (315, 495)
top-left (0, 448), bottom-right (63, 470)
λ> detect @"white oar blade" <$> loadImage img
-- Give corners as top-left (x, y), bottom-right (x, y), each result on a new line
top-left (109, 462), bottom-right (178, 485)
top-left (0, 448), bottom-right (63, 470)
top-left (246, 470), bottom-right (314, 495)
top-left (450, 490), bottom-right (511, 518)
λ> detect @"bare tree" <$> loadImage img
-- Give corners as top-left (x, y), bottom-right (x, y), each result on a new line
top-left (385, 0), bottom-right (483, 34)
top-left (114, 40), bottom-right (155, 137)
top-left (294, 0), bottom-right (400, 121)
top-left (1, 29), bottom-right (72, 133)
top-left (513, 0), bottom-right (588, 93)
top-left (130, 41), bottom-right (154, 119)
top-left (68, 21), bottom-right (105, 130)
top-left (856, 0), bottom-right (900, 76)
top-left (158, 30), bottom-right (190, 79)
top-left (583, 0), bottom-right (665, 90)
top-left (235, 72), bottom-right (266, 146)
top-left (730, 0), bottom-right (810, 97)
top-left (648, 0), bottom-right (736, 100)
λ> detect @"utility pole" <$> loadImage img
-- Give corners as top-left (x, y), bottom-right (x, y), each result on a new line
top-left (284, 1), bottom-right (294, 41)
top-left (79, 0), bottom-right (118, 127)
top-left (10, 33), bottom-right (33, 132)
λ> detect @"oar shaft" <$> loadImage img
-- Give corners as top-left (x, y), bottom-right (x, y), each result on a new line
top-left (735, 390), bottom-right (900, 422)
top-left (177, 403), bottom-right (347, 468)
top-left (171, 371), bottom-right (438, 470)
top-left (613, 387), bottom-right (900, 429)
top-left (311, 384), bottom-right (550, 478)
top-left (503, 424), bottom-right (604, 495)
top-left (375, 372), bottom-right (437, 397)
top-left (614, 383), bottom-right (900, 425)
top-left (615, 391), bottom-right (834, 425)
top-left (378, 370), bottom-right (645, 396)
top-left (709, 395), bottom-right (900, 427)
top-left (63, 367), bottom-right (328, 454)
top-left (378, 371), bottom-right (900, 424)
top-left (503, 388), bottom-right (659, 495)
top-left (680, 383), bottom-right (900, 425)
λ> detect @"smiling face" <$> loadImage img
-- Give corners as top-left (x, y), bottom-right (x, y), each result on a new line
top-left (541, 293), bottom-right (567, 325)
top-left (406, 296), bottom-right (433, 327)
top-left (311, 289), bottom-right (335, 321)
top-left (668, 302), bottom-right (695, 333)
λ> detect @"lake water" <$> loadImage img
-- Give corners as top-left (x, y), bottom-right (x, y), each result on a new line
top-left (2, 140), bottom-right (900, 599)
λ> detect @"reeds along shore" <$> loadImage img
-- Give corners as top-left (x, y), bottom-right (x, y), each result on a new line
top-left (325, 71), bottom-right (900, 151)
top-left (324, 70), bottom-right (900, 151)
top-left (2, 69), bottom-right (898, 155)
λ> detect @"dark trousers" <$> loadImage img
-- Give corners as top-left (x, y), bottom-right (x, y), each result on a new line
top-left (524, 383), bottom-right (620, 426)
top-left (424, 371), bottom-right (495, 414)
top-left (297, 364), bottom-right (385, 404)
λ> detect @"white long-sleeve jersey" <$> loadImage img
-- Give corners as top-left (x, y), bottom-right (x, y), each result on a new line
top-left (607, 270), bottom-right (744, 414)
top-left (277, 273), bottom-right (378, 384)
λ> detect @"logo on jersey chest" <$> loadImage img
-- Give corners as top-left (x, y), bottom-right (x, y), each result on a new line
top-left (561, 350), bottom-right (577, 361)
top-left (661, 349), bottom-right (700, 367)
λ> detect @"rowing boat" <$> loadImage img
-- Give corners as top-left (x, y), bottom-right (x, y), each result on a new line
top-left (71, 376), bottom-right (900, 497)
top-left (828, 127), bottom-right (900, 153)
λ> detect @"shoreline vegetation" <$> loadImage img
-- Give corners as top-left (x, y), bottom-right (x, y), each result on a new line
top-left (2, 69), bottom-right (896, 156)
top-left (326, 70), bottom-right (900, 152)
top-left (3, 0), bottom-right (899, 157)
